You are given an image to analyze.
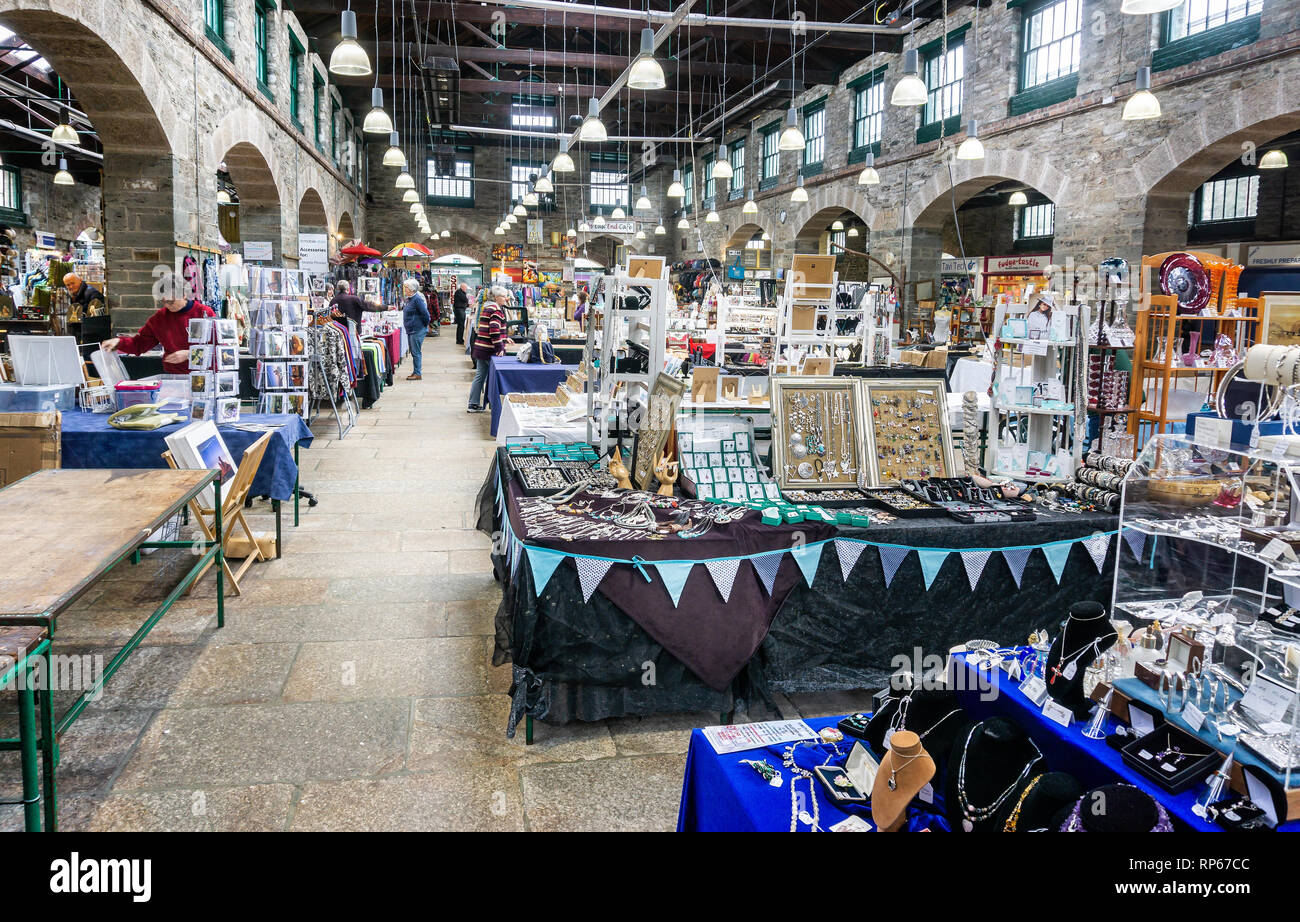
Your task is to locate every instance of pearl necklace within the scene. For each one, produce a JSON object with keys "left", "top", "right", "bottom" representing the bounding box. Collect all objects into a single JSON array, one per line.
[
  {"left": 955, "top": 722, "right": 1043, "bottom": 832},
  {"left": 783, "top": 740, "right": 839, "bottom": 831}
]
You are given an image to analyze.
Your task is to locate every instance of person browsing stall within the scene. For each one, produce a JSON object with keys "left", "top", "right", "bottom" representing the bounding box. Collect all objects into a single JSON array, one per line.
[
  {"left": 329, "top": 279, "right": 384, "bottom": 329},
  {"left": 402, "top": 277, "right": 431, "bottom": 381},
  {"left": 101, "top": 296, "right": 215, "bottom": 375},
  {"left": 467, "top": 285, "right": 511, "bottom": 413},
  {"left": 63, "top": 272, "right": 105, "bottom": 310},
  {"left": 453, "top": 282, "right": 469, "bottom": 345}
]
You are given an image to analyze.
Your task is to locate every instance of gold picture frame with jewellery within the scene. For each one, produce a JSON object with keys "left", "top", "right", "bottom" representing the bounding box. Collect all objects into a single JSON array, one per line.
[
  {"left": 770, "top": 376, "right": 868, "bottom": 490},
  {"left": 859, "top": 379, "right": 955, "bottom": 486},
  {"left": 631, "top": 372, "right": 686, "bottom": 491}
]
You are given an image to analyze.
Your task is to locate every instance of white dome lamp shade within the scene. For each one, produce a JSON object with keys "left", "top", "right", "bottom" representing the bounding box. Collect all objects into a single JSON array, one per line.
[
  {"left": 494, "top": 225, "right": 505, "bottom": 235},
  {"left": 522, "top": 189, "right": 540, "bottom": 206},
  {"left": 594, "top": 214, "right": 607, "bottom": 227},
  {"left": 611, "top": 206, "right": 626, "bottom": 220},
  {"left": 635, "top": 185, "right": 652, "bottom": 211},
  {"left": 847, "top": 226, "right": 859, "bottom": 237},
  {"left": 409, "top": 202, "right": 422, "bottom": 215},
  {"left": 667, "top": 169, "right": 685, "bottom": 198},
  {"left": 891, "top": 49, "right": 927, "bottom": 107},
  {"left": 552, "top": 144, "right": 576, "bottom": 173},
  {"left": 857, "top": 151, "right": 880, "bottom": 185},
  {"left": 1120, "top": 0, "right": 1182, "bottom": 14},
  {"left": 705, "top": 210, "right": 719, "bottom": 223},
  {"left": 677, "top": 216, "right": 690, "bottom": 229},
  {"left": 742, "top": 190, "right": 758, "bottom": 215},
  {"left": 1008, "top": 190, "right": 1029, "bottom": 206},
  {"left": 778, "top": 107, "right": 805, "bottom": 151},
  {"left": 654, "top": 222, "right": 666, "bottom": 235},
  {"left": 441, "top": 230, "right": 450, "bottom": 238},
  {"left": 579, "top": 98, "right": 607, "bottom": 142},
  {"left": 1260, "top": 149, "right": 1290, "bottom": 169},
  {"left": 329, "top": 9, "right": 372, "bottom": 77},
  {"left": 627, "top": 27, "right": 666, "bottom": 91},
  {"left": 636, "top": 229, "right": 646, "bottom": 240},
  {"left": 791, "top": 175, "right": 808, "bottom": 203},
  {"left": 402, "top": 189, "right": 419, "bottom": 204},
  {"left": 830, "top": 219, "right": 844, "bottom": 231},
  {"left": 51, "top": 107, "right": 79, "bottom": 146},
  {"left": 567, "top": 226, "right": 577, "bottom": 237},
  {"left": 395, "top": 169, "right": 415, "bottom": 190},
  {"left": 363, "top": 87, "right": 393, "bottom": 134},
  {"left": 513, "top": 202, "right": 527, "bottom": 216},
  {"left": 216, "top": 189, "right": 232, "bottom": 204},
  {"left": 712, "top": 145, "right": 733, "bottom": 179},
  {"left": 1122, "top": 67, "right": 1161, "bottom": 120},
  {"left": 506, "top": 213, "right": 518, "bottom": 225},
  {"left": 956, "top": 120, "right": 985, "bottom": 160},
  {"left": 383, "top": 131, "right": 406, "bottom": 168},
  {"left": 54, "top": 157, "right": 75, "bottom": 185},
  {"left": 534, "top": 170, "right": 554, "bottom": 194}
]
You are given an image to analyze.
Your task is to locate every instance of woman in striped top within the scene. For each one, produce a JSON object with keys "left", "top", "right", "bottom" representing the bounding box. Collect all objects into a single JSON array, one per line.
[{"left": 468, "top": 285, "right": 511, "bottom": 412}]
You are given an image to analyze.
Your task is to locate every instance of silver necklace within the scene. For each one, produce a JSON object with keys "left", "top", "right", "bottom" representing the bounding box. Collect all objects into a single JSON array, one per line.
[{"left": 955, "top": 723, "right": 1042, "bottom": 832}]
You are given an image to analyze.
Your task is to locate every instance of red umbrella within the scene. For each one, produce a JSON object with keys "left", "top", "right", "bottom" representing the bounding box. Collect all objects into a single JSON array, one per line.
[{"left": 341, "top": 242, "right": 381, "bottom": 257}]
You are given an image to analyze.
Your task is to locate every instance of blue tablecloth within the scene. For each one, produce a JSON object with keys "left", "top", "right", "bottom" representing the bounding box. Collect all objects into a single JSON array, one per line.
[
  {"left": 951, "top": 653, "right": 1299, "bottom": 832},
  {"left": 60, "top": 411, "right": 312, "bottom": 502},
  {"left": 486, "top": 356, "right": 576, "bottom": 436},
  {"left": 677, "top": 715, "right": 951, "bottom": 832}
]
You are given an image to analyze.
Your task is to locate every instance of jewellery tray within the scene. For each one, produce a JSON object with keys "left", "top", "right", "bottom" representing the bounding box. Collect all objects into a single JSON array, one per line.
[
  {"left": 770, "top": 376, "right": 870, "bottom": 491},
  {"left": 781, "top": 487, "right": 878, "bottom": 508},
  {"left": 860, "top": 379, "right": 956, "bottom": 487},
  {"left": 861, "top": 487, "right": 947, "bottom": 519},
  {"left": 1120, "top": 724, "right": 1219, "bottom": 794}
]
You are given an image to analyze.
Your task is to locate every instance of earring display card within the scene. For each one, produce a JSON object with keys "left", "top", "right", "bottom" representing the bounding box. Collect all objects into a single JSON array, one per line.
[
  {"left": 771, "top": 376, "right": 866, "bottom": 490},
  {"left": 861, "top": 380, "right": 955, "bottom": 485}
]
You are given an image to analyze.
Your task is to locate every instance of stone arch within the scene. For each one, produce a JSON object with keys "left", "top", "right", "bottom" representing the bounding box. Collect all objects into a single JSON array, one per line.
[
  {"left": 724, "top": 222, "right": 768, "bottom": 250},
  {"left": 580, "top": 234, "right": 622, "bottom": 268},
  {"left": 338, "top": 211, "right": 357, "bottom": 241},
  {"left": 298, "top": 187, "right": 329, "bottom": 234},
  {"left": 906, "top": 150, "right": 1072, "bottom": 230},
  {"left": 786, "top": 184, "right": 878, "bottom": 246},
  {"left": 0, "top": 1, "right": 179, "bottom": 331},
  {"left": 221, "top": 141, "right": 283, "bottom": 262},
  {"left": 793, "top": 206, "right": 871, "bottom": 253}
]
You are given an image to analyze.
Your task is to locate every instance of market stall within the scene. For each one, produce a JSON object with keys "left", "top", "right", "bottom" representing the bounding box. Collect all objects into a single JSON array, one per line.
[{"left": 485, "top": 355, "right": 578, "bottom": 437}]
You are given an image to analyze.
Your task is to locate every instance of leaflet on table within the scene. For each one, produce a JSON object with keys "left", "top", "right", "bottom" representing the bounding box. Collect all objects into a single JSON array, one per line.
[{"left": 702, "top": 719, "right": 818, "bottom": 754}]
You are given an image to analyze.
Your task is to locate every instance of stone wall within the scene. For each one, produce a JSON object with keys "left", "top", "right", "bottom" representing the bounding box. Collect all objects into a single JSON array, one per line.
[{"left": 10, "top": 167, "right": 101, "bottom": 252}]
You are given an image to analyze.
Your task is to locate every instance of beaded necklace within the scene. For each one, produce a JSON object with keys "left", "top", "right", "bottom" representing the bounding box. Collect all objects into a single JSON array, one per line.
[{"left": 955, "top": 722, "right": 1043, "bottom": 832}]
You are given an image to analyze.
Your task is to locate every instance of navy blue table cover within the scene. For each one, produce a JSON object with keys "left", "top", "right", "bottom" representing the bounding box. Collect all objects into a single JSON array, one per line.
[
  {"left": 486, "top": 356, "right": 576, "bottom": 436},
  {"left": 677, "top": 714, "right": 951, "bottom": 832},
  {"left": 60, "top": 410, "right": 313, "bottom": 502},
  {"left": 951, "top": 653, "right": 1299, "bottom": 832}
]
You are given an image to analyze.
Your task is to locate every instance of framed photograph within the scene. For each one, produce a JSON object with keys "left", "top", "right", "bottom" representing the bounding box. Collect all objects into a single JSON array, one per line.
[
  {"left": 357, "top": 277, "right": 380, "bottom": 297},
  {"left": 261, "top": 393, "right": 282, "bottom": 415},
  {"left": 190, "top": 399, "right": 210, "bottom": 421},
  {"left": 262, "top": 331, "right": 286, "bottom": 358},
  {"left": 216, "top": 372, "right": 238, "bottom": 397},
  {"left": 1261, "top": 292, "right": 1300, "bottom": 346},
  {"left": 187, "top": 317, "right": 213, "bottom": 343},
  {"left": 263, "top": 268, "right": 284, "bottom": 297},
  {"left": 190, "top": 372, "right": 210, "bottom": 395},
  {"left": 164, "top": 419, "right": 236, "bottom": 506},
  {"left": 262, "top": 362, "right": 287, "bottom": 389},
  {"left": 287, "top": 331, "right": 308, "bottom": 357},
  {"left": 860, "top": 379, "right": 955, "bottom": 486},
  {"left": 188, "top": 345, "right": 211, "bottom": 371},
  {"left": 217, "top": 397, "right": 240, "bottom": 424},
  {"left": 287, "top": 361, "right": 308, "bottom": 389},
  {"left": 282, "top": 301, "right": 306, "bottom": 327},
  {"left": 770, "top": 376, "right": 867, "bottom": 490},
  {"left": 214, "top": 318, "right": 238, "bottom": 343},
  {"left": 285, "top": 391, "right": 307, "bottom": 417},
  {"left": 216, "top": 344, "right": 239, "bottom": 370}
]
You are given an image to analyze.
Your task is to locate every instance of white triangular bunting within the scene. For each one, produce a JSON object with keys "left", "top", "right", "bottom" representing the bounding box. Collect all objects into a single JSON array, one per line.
[
  {"left": 835, "top": 539, "right": 868, "bottom": 581},
  {"left": 878, "top": 545, "right": 910, "bottom": 588},
  {"left": 961, "top": 550, "right": 993, "bottom": 591},
  {"left": 1082, "top": 533, "right": 1112, "bottom": 573},
  {"left": 575, "top": 557, "right": 614, "bottom": 603},
  {"left": 752, "top": 553, "right": 783, "bottom": 596},
  {"left": 1002, "top": 547, "right": 1032, "bottom": 588},
  {"left": 1122, "top": 528, "right": 1146, "bottom": 563},
  {"left": 704, "top": 558, "right": 742, "bottom": 603}
]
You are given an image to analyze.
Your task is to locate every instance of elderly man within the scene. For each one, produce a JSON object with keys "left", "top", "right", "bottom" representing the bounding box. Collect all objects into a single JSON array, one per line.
[
  {"left": 402, "top": 277, "right": 431, "bottom": 381},
  {"left": 63, "top": 272, "right": 104, "bottom": 310},
  {"left": 452, "top": 282, "right": 470, "bottom": 345},
  {"left": 328, "top": 279, "right": 385, "bottom": 329}
]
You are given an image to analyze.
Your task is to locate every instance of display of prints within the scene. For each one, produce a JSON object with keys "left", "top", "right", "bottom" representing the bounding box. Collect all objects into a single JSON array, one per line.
[
  {"left": 217, "top": 397, "right": 241, "bottom": 423},
  {"left": 214, "top": 318, "right": 237, "bottom": 343},
  {"left": 187, "top": 317, "right": 213, "bottom": 343},
  {"left": 216, "top": 372, "right": 238, "bottom": 396},
  {"left": 216, "top": 344, "right": 239, "bottom": 370}
]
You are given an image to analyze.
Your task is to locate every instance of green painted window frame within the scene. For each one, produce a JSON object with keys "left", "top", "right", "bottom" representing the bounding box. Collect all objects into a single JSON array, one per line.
[
  {"left": 759, "top": 120, "right": 780, "bottom": 188},
  {"left": 330, "top": 99, "right": 339, "bottom": 164},
  {"left": 848, "top": 65, "right": 886, "bottom": 163},
  {"left": 0, "top": 165, "right": 25, "bottom": 226},
  {"left": 683, "top": 163, "right": 693, "bottom": 210},
  {"left": 916, "top": 114, "right": 962, "bottom": 145},
  {"left": 728, "top": 138, "right": 746, "bottom": 201},
  {"left": 1008, "top": 73, "right": 1078, "bottom": 116},
  {"left": 703, "top": 153, "right": 716, "bottom": 203},
  {"left": 313, "top": 71, "right": 324, "bottom": 154},
  {"left": 204, "top": 0, "right": 232, "bottom": 60},
  {"left": 288, "top": 33, "right": 304, "bottom": 126},
  {"left": 588, "top": 152, "right": 629, "bottom": 215},
  {"left": 426, "top": 150, "right": 475, "bottom": 207},
  {"left": 1154, "top": 7, "right": 1261, "bottom": 73},
  {"left": 254, "top": 3, "right": 273, "bottom": 101},
  {"left": 801, "top": 99, "right": 826, "bottom": 178},
  {"left": 918, "top": 30, "right": 966, "bottom": 143},
  {"left": 1016, "top": 201, "right": 1056, "bottom": 240},
  {"left": 1016, "top": 0, "right": 1082, "bottom": 92}
]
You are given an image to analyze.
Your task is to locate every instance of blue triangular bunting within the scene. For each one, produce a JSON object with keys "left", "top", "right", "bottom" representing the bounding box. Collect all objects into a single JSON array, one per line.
[
  {"left": 1002, "top": 547, "right": 1032, "bottom": 588},
  {"left": 1042, "top": 542, "right": 1072, "bottom": 584},
  {"left": 879, "top": 546, "right": 910, "bottom": 588},
  {"left": 575, "top": 557, "right": 614, "bottom": 603},
  {"left": 526, "top": 546, "right": 567, "bottom": 594},
  {"left": 961, "top": 550, "right": 993, "bottom": 591},
  {"left": 655, "top": 560, "right": 694, "bottom": 607},
  {"left": 704, "top": 558, "right": 742, "bottom": 603},
  {"left": 918, "top": 549, "right": 949, "bottom": 590},
  {"left": 1082, "top": 533, "right": 1112, "bottom": 573},
  {"left": 791, "top": 542, "right": 824, "bottom": 587},
  {"left": 752, "top": 552, "right": 783, "bottom": 596},
  {"left": 1123, "top": 527, "right": 1146, "bottom": 563},
  {"left": 835, "top": 539, "right": 868, "bottom": 581}
]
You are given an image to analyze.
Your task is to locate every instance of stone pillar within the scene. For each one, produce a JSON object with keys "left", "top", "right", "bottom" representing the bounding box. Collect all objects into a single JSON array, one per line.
[
  {"left": 901, "top": 227, "right": 943, "bottom": 330},
  {"left": 102, "top": 152, "right": 176, "bottom": 335},
  {"left": 238, "top": 204, "right": 283, "bottom": 263}
]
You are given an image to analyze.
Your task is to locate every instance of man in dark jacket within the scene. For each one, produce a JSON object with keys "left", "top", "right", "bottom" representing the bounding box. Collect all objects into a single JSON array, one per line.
[
  {"left": 64, "top": 272, "right": 105, "bottom": 312},
  {"left": 452, "top": 283, "right": 470, "bottom": 345},
  {"left": 329, "top": 279, "right": 384, "bottom": 328}
]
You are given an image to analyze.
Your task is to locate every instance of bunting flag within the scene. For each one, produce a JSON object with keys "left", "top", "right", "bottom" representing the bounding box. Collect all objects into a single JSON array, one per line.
[
  {"left": 526, "top": 546, "right": 567, "bottom": 594},
  {"left": 961, "top": 550, "right": 993, "bottom": 591},
  {"left": 1082, "top": 533, "right": 1112, "bottom": 573},
  {"left": 1042, "top": 542, "right": 1073, "bottom": 584},
  {"left": 878, "top": 545, "right": 911, "bottom": 588},
  {"left": 655, "top": 560, "right": 695, "bottom": 607},
  {"left": 752, "top": 553, "right": 783, "bottom": 596},
  {"left": 704, "top": 558, "right": 742, "bottom": 603},
  {"left": 791, "top": 542, "right": 825, "bottom": 587},
  {"left": 575, "top": 557, "right": 615, "bottom": 603},
  {"left": 1002, "top": 546, "right": 1032, "bottom": 588},
  {"left": 918, "top": 549, "right": 950, "bottom": 590},
  {"left": 835, "top": 538, "right": 868, "bottom": 582},
  {"left": 1122, "top": 528, "right": 1147, "bottom": 563}
]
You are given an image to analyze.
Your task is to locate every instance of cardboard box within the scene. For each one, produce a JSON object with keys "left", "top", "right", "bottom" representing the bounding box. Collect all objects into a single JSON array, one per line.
[
  {"left": 691, "top": 366, "right": 719, "bottom": 403},
  {"left": 0, "top": 411, "right": 61, "bottom": 486}
]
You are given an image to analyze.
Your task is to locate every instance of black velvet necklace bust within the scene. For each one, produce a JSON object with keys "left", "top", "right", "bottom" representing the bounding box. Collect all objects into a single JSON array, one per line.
[
  {"left": 945, "top": 718, "right": 1044, "bottom": 832},
  {"left": 863, "top": 686, "right": 966, "bottom": 766},
  {"left": 1045, "top": 601, "right": 1118, "bottom": 719},
  {"left": 1003, "top": 771, "right": 1081, "bottom": 832}
]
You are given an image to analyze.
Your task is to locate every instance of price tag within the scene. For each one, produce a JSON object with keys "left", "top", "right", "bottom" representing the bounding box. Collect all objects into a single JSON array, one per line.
[
  {"left": 1273, "top": 440, "right": 1290, "bottom": 460},
  {"left": 1020, "top": 675, "right": 1049, "bottom": 706},
  {"left": 1240, "top": 677, "right": 1293, "bottom": 723},
  {"left": 1183, "top": 703, "right": 1206, "bottom": 732},
  {"left": 1023, "top": 341, "right": 1048, "bottom": 356},
  {"left": 917, "top": 782, "right": 935, "bottom": 804},
  {"left": 1042, "top": 699, "right": 1074, "bottom": 727}
]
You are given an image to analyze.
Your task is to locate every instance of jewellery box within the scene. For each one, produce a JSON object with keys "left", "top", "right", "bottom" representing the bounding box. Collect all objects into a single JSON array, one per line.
[
  {"left": 1135, "top": 631, "right": 1206, "bottom": 692},
  {"left": 812, "top": 741, "right": 877, "bottom": 805},
  {"left": 1120, "top": 724, "right": 1219, "bottom": 794},
  {"left": 1210, "top": 764, "right": 1286, "bottom": 831}
]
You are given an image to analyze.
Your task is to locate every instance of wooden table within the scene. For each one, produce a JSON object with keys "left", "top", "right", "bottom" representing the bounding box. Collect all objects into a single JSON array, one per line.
[{"left": 0, "top": 468, "right": 222, "bottom": 831}]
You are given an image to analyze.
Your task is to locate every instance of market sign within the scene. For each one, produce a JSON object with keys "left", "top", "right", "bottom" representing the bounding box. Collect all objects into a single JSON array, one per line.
[
  {"left": 244, "top": 240, "right": 273, "bottom": 261},
  {"left": 986, "top": 254, "right": 1050, "bottom": 274},
  {"left": 298, "top": 233, "right": 329, "bottom": 275},
  {"left": 587, "top": 220, "right": 637, "bottom": 236},
  {"left": 941, "top": 257, "right": 979, "bottom": 275},
  {"left": 1247, "top": 244, "right": 1300, "bottom": 267}
]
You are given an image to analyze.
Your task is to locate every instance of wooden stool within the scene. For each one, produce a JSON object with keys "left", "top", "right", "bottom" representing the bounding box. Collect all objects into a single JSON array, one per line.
[{"left": 0, "top": 625, "right": 52, "bottom": 832}]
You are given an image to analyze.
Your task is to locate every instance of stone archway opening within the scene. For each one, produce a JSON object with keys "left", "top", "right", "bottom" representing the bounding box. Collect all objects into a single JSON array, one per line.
[
  {"left": 298, "top": 188, "right": 328, "bottom": 235},
  {"left": 222, "top": 141, "right": 282, "bottom": 262},
  {"left": 338, "top": 211, "right": 357, "bottom": 243},
  {"left": 793, "top": 206, "right": 874, "bottom": 280},
  {"left": 0, "top": 8, "right": 175, "bottom": 333}
]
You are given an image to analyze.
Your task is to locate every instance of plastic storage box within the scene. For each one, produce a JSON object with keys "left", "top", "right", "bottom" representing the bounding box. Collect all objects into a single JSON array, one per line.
[
  {"left": 0, "top": 382, "right": 78, "bottom": 412},
  {"left": 114, "top": 380, "right": 161, "bottom": 410}
]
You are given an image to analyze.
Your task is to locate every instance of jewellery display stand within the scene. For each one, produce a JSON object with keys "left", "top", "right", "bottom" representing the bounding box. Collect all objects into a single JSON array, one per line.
[
  {"left": 771, "top": 255, "right": 845, "bottom": 374},
  {"left": 985, "top": 299, "right": 1089, "bottom": 483},
  {"left": 860, "top": 287, "right": 896, "bottom": 367},
  {"left": 1114, "top": 434, "right": 1300, "bottom": 807},
  {"left": 714, "top": 290, "right": 778, "bottom": 367},
  {"left": 861, "top": 378, "right": 955, "bottom": 485},
  {"left": 594, "top": 260, "right": 668, "bottom": 460},
  {"left": 770, "top": 376, "right": 868, "bottom": 490}
]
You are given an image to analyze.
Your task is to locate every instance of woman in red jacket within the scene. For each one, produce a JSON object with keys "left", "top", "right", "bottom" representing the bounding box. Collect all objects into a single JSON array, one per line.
[{"left": 101, "top": 298, "right": 216, "bottom": 375}]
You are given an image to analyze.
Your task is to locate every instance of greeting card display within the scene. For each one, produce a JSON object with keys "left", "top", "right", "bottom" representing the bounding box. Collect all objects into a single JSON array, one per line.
[{"left": 249, "top": 265, "right": 309, "bottom": 418}]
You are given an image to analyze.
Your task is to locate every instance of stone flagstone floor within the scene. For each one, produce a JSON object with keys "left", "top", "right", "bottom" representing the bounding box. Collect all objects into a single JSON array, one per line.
[{"left": 0, "top": 331, "right": 870, "bottom": 831}]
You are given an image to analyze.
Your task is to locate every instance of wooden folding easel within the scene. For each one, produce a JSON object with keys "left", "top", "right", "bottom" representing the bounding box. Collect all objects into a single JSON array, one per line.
[{"left": 162, "top": 431, "right": 273, "bottom": 596}]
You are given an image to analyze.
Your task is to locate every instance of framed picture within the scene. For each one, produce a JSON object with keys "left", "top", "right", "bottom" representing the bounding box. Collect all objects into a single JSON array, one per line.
[
  {"left": 187, "top": 317, "right": 213, "bottom": 343},
  {"left": 216, "top": 372, "right": 238, "bottom": 396},
  {"left": 217, "top": 397, "right": 240, "bottom": 424},
  {"left": 860, "top": 379, "right": 955, "bottom": 486},
  {"left": 164, "top": 419, "right": 237, "bottom": 506},
  {"left": 770, "top": 376, "right": 867, "bottom": 490},
  {"left": 216, "top": 344, "right": 239, "bottom": 370},
  {"left": 1261, "top": 292, "right": 1300, "bottom": 346},
  {"left": 262, "top": 362, "right": 287, "bottom": 389},
  {"left": 214, "top": 318, "right": 238, "bottom": 343},
  {"left": 262, "top": 331, "right": 286, "bottom": 358},
  {"left": 285, "top": 391, "right": 307, "bottom": 417},
  {"left": 190, "top": 399, "right": 210, "bottom": 421},
  {"left": 190, "top": 372, "right": 210, "bottom": 395},
  {"left": 188, "top": 345, "right": 211, "bottom": 371},
  {"left": 287, "top": 361, "right": 308, "bottom": 389},
  {"left": 630, "top": 372, "right": 687, "bottom": 491},
  {"left": 287, "top": 331, "right": 308, "bottom": 357}
]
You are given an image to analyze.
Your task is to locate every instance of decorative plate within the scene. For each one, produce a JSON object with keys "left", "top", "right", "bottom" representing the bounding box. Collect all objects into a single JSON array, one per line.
[{"left": 1160, "top": 253, "right": 1211, "bottom": 314}]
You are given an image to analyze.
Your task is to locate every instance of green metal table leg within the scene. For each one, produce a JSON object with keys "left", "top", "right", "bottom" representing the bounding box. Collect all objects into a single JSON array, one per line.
[
  {"left": 17, "top": 661, "right": 40, "bottom": 832},
  {"left": 525, "top": 714, "right": 533, "bottom": 745},
  {"left": 39, "top": 649, "right": 57, "bottom": 833},
  {"left": 273, "top": 499, "right": 282, "bottom": 559},
  {"left": 294, "top": 443, "right": 300, "bottom": 526},
  {"left": 130, "top": 550, "right": 140, "bottom": 565},
  {"left": 214, "top": 476, "right": 225, "bottom": 630}
]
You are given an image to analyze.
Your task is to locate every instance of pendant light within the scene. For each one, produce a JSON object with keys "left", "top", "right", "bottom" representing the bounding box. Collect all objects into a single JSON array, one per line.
[
  {"left": 891, "top": 49, "right": 927, "bottom": 107},
  {"left": 579, "top": 221, "right": 590, "bottom": 232},
  {"left": 847, "top": 226, "right": 859, "bottom": 237},
  {"left": 635, "top": 185, "right": 652, "bottom": 211},
  {"left": 580, "top": 98, "right": 607, "bottom": 142},
  {"left": 567, "top": 226, "right": 577, "bottom": 237},
  {"left": 667, "top": 170, "right": 685, "bottom": 198},
  {"left": 54, "top": 157, "right": 73, "bottom": 185},
  {"left": 857, "top": 151, "right": 880, "bottom": 185},
  {"left": 636, "top": 229, "right": 646, "bottom": 240},
  {"left": 705, "top": 210, "right": 719, "bottom": 223},
  {"left": 522, "top": 190, "right": 540, "bottom": 207},
  {"left": 654, "top": 222, "right": 666, "bottom": 235},
  {"left": 677, "top": 217, "right": 689, "bottom": 229},
  {"left": 441, "top": 230, "right": 450, "bottom": 238},
  {"left": 506, "top": 213, "right": 518, "bottom": 225},
  {"left": 1120, "top": 0, "right": 1181, "bottom": 13},
  {"left": 590, "top": 215, "right": 604, "bottom": 228},
  {"left": 51, "top": 106, "right": 79, "bottom": 145},
  {"left": 409, "top": 202, "right": 422, "bottom": 215},
  {"left": 742, "top": 190, "right": 758, "bottom": 214},
  {"left": 216, "top": 189, "right": 232, "bottom": 204},
  {"left": 534, "top": 170, "right": 554, "bottom": 193},
  {"left": 552, "top": 144, "right": 576, "bottom": 173},
  {"left": 1261, "top": 149, "right": 1290, "bottom": 169},
  {"left": 1122, "top": 66, "right": 1161, "bottom": 120},
  {"left": 762, "top": 231, "right": 771, "bottom": 241},
  {"left": 403, "top": 189, "right": 419, "bottom": 203},
  {"left": 1008, "top": 190, "right": 1029, "bottom": 206},
  {"left": 363, "top": 87, "right": 393, "bottom": 134},
  {"left": 611, "top": 206, "right": 626, "bottom": 220},
  {"left": 494, "top": 225, "right": 505, "bottom": 235},
  {"left": 713, "top": 145, "right": 733, "bottom": 179},
  {"left": 383, "top": 131, "right": 406, "bottom": 167},
  {"left": 791, "top": 175, "right": 808, "bottom": 203},
  {"left": 627, "top": 27, "right": 666, "bottom": 91},
  {"left": 830, "top": 219, "right": 844, "bottom": 230},
  {"left": 778, "top": 107, "right": 805, "bottom": 151},
  {"left": 329, "top": 8, "right": 372, "bottom": 77},
  {"left": 395, "top": 169, "right": 415, "bottom": 190},
  {"left": 956, "top": 120, "right": 985, "bottom": 160},
  {"left": 513, "top": 202, "right": 527, "bottom": 216}
]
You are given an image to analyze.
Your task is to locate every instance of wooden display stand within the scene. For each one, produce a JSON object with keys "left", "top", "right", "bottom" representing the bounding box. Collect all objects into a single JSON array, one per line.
[{"left": 1127, "top": 251, "right": 1260, "bottom": 453}]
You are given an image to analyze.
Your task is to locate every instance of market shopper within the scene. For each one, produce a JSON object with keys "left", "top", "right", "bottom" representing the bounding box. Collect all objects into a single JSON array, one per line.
[
  {"left": 101, "top": 296, "right": 215, "bottom": 375},
  {"left": 468, "top": 285, "right": 510, "bottom": 413},
  {"left": 402, "top": 277, "right": 431, "bottom": 381},
  {"left": 573, "top": 287, "right": 589, "bottom": 332},
  {"left": 63, "top": 272, "right": 105, "bottom": 311},
  {"left": 329, "top": 279, "right": 384, "bottom": 328},
  {"left": 453, "top": 282, "right": 469, "bottom": 345}
]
